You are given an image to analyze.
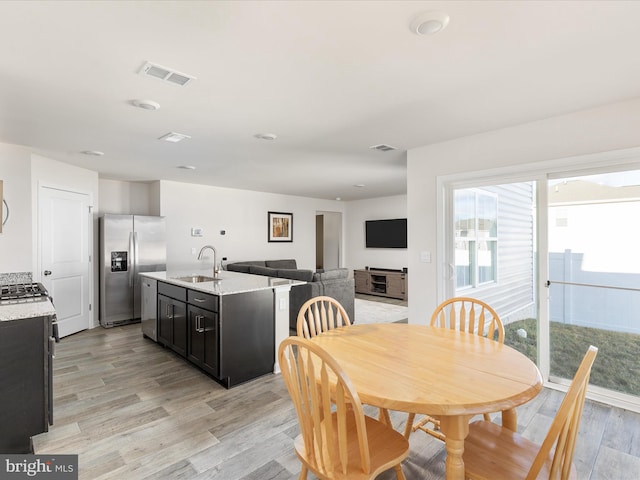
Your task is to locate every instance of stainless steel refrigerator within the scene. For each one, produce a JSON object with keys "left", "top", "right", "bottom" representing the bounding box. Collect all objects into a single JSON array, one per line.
[{"left": 99, "top": 214, "right": 166, "bottom": 328}]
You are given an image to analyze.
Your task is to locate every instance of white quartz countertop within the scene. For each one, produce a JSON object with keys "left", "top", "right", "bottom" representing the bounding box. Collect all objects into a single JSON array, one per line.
[
  {"left": 0, "top": 299, "right": 56, "bottom": 321},
  {"left": 140, "top": 270, "right": 305, "bottom": 296}
]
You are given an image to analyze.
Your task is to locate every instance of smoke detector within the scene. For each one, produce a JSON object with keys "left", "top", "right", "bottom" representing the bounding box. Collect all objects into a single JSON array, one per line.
[
  {"left": 410, "top": 11, "right": 450, "bottom": 36},
  {"left": 131, "top": 99, "right": 160, "bottom": 110},
  {"left": 138, "top": 61, "right": 196, "bottom": 86}
]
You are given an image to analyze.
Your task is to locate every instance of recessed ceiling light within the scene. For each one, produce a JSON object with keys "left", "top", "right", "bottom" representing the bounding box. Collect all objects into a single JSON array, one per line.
[
  {"left": 81, "top": 150, "right": 104, "bottom": 156},
  {"left": 177, "top": 165, "right": 196, "bottom": 170},
  {"left": 335, "top": 197, "right": 342, "bottom": 201},
  {"left": 254, "top": 133, "right": 277, "bottom": 141},
  {"left": 354, "top": 184, "right": 366, "bottom": 188},
  {"left": 159, "top": 132, "right": 191, "bottom": 142},
  {"left": 131, "top": 99, "right": 160, "bottom": 110},
  {"left": 410, "top": 11, "right": 450, "bottom": 36}
]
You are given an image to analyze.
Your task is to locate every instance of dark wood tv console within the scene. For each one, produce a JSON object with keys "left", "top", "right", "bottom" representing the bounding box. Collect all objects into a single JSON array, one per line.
[{"left": 354, "top": 268, "right": 407, "bottom": 301}]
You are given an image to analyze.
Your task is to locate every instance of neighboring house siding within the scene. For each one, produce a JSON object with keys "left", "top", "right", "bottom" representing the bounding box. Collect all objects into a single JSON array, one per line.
[{"left": 457, "top": 182, "right": 535, "bottom": 323}]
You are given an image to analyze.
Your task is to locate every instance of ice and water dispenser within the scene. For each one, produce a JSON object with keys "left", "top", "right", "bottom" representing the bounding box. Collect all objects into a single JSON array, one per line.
[{"left": 110, "top": 251, "right": 128, "bottom": 272}]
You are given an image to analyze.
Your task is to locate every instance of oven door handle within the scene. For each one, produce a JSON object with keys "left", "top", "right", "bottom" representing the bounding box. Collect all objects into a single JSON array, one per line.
[{"left": 52, "top": 315, "right": 60, "bottom": 343}]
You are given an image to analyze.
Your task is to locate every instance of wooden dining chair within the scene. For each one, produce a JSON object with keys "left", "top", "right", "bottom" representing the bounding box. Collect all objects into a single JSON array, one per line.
[
  {"left": 297, "top": 295, "right": 391, "bottom": 425},
  {"left": 404, "top": 297, "right": 505, "bottom": 440},
  {"left": 430, "top": 296, "right": 504, "bottom": 342},
  {"left": 279, "top": 337, "right": 410, "bottom": 480},
  {"left": 463, "top": 345, "right": 598, "bottom": 480},
  {"left": 296, "top": 295, "right": 351, "bottom": 338}
]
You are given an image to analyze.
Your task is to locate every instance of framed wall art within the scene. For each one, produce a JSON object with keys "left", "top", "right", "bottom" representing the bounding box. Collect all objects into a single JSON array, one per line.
[{"left": 268, "top": 211, "right": 293, "bottom": 242}]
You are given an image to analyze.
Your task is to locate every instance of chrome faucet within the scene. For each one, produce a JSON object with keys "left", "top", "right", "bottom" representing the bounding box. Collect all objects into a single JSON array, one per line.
[{"left": 197, "top": 245, "right": 219, "bottom": 279}]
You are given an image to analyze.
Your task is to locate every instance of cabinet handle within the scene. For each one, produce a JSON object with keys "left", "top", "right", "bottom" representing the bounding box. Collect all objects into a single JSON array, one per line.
[
  {"left": 166, "top": 304, "right": 174, "bottom": 319},
  {"left": 196, "top": 314, "right": 205, "bottom": 333},
  {"left": 192, "top": 297, "right": 206, "bottom": 303}
]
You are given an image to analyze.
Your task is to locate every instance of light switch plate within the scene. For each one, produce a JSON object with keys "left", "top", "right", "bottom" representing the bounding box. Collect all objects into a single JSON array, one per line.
[
  {"left": 420, "top": 251, "right": 432, "bottom": 263},
  {"left": 191, "top": 227, "right": 203, "bottom": 237}
]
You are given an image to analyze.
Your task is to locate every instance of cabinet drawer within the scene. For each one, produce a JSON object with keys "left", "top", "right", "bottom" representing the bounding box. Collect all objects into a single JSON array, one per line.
[
  {"left": 158, "top": 282, "right": 187, "bottom": 301},
  {"left": 188, "top": 290, "right": 219, "bottom": 312}
]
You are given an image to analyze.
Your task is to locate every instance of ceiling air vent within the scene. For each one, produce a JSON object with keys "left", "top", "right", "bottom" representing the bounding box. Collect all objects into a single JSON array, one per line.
[
  {"left": 159, "top": 132, "right": 191, "bottom": 143},
  {"left": 138, "top": 61, "right": 196, "bottom": 86},
  {"left": 369, "top": 144, "right": 397, "bottom": 152}
]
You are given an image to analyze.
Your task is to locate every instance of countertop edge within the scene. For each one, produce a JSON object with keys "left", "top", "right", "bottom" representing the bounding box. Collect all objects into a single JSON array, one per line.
[
  {"left": 140, "top": 270, "right": 305, "bottom": 296},
  {"left": 0, "top": 299, "right": 56, "bottom": 321}
]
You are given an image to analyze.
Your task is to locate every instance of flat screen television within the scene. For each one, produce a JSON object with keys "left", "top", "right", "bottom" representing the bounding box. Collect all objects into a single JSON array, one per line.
[{"left": 365, "top": 218, "right": 407, "bottom": 248}]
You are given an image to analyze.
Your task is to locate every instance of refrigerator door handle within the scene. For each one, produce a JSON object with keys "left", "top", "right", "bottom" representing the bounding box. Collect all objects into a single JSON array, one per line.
[
  {"left": 133, "top": 231, "right": 139, "bottom": 283},
  {"left": 128, "top": 232, "right": 135, "bottom": 287}
]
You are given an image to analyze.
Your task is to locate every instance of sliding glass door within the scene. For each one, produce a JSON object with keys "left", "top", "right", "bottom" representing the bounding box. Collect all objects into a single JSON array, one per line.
[
  {"left": 547, "top": 170, "right": 640, "bottom": 398},
  {"left": 445, "top": 164, "right": 640, "bottom": 408}
]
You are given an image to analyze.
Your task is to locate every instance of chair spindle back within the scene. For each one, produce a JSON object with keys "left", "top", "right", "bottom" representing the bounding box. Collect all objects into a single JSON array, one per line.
[{"left": 279, "top": 337, "right": 371, "bottom": 477}]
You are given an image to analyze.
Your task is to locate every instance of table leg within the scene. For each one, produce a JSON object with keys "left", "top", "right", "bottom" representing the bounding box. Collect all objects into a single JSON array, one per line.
[
  {"left": 379, "top": 407, "right": 392, "bottom": 426},
  {"left": 438, "top": 415, "right": 471, "bottom": 480},
  {"left": 501, "top": 408, "right": 517, "bottom": 431}
]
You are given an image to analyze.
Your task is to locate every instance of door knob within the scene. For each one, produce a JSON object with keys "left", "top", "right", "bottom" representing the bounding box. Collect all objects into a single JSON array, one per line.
[{"left": 44, "top": 270, "right": 52, "bottom": 276}]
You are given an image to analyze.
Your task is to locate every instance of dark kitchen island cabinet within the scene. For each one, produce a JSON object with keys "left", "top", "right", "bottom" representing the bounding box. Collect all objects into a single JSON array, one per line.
[
  {"left": 156, "top": 280, "right": 275, "bottom": 388},
  {"left": 157, "top": 282, "right": 188, "bottom": 357}
]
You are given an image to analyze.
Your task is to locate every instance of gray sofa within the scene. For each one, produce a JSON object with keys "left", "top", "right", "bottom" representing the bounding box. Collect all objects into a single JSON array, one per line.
[{"left": 225, "top": 259, "right": 355, "bottom": 330}]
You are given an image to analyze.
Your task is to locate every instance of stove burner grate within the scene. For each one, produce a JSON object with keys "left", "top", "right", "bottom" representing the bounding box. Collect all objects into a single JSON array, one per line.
[{"left": 0, "top": 282, "right": 49, "bottom": 305}]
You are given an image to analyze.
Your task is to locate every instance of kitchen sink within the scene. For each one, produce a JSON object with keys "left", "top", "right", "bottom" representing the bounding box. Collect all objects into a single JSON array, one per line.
[{"left": 173, "top": 275, "right": 219, "bottom": 283}]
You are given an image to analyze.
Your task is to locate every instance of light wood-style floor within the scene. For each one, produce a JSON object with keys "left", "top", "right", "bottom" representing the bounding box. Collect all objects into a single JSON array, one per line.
[
  {"left": 34, "top": 323, "right": 640, "bottom": 479},
  {"left": 356, "top": 292, "right": 408, "bottom": 307}
]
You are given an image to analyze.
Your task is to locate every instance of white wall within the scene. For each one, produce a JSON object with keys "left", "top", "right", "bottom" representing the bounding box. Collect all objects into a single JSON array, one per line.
[
  {"left": 98, "top": 179, "right": 155, "bottom": 215},
  {"left": 0, "top": 143, "right": 33, "bottom": 274},
  {"left": 158, "top": 180, "right": 345, "bottom": 272},
  {"left": 407, "top": 97, "right": 640, "bottom": 325},
  {"left": 0, "top": 147, "right": 100, "bottom": 322},
  {"left": 345, "top": 195, "right": 408, "bottom": 271}
]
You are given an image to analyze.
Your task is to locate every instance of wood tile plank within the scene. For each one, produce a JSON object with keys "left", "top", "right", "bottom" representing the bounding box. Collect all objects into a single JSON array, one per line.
[{"left": 31, "top": 322, "right": 640, "bottom": 480}]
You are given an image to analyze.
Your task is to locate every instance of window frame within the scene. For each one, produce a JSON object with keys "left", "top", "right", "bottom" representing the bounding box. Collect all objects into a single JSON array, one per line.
[{"left": 454, "top": 188, "right": 498, "bottom": 290}]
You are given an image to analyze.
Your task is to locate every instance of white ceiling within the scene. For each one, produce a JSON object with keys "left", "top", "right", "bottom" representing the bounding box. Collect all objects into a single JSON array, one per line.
[{"left": 1, "top": 1, "right": 640, "bottom": 201}]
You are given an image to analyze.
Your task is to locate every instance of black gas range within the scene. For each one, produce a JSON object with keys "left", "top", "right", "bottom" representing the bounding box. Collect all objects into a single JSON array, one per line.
[{"left": 0, "top": 282, "right": 49, "bottom": 305}]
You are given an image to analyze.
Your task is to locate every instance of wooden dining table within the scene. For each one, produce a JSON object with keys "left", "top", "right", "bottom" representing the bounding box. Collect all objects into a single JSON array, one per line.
[{"left": 308, "top": 323, "right": 543, "bottom": 480}]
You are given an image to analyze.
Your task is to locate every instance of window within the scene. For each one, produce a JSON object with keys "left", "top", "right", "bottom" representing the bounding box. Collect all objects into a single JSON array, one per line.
[{"left": 454, "top": 189, "right": 498, "bottom": 289}]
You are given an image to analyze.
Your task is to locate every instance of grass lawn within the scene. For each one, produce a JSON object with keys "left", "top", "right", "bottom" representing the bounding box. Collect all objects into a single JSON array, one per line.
[{"left": 505, "top": 319, "right": 640, "bottom": 397}]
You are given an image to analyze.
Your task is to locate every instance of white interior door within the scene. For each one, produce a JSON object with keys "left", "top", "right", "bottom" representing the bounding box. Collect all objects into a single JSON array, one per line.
[{"left": 39, "top": 186, "right": 91, "bottom": 337}]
